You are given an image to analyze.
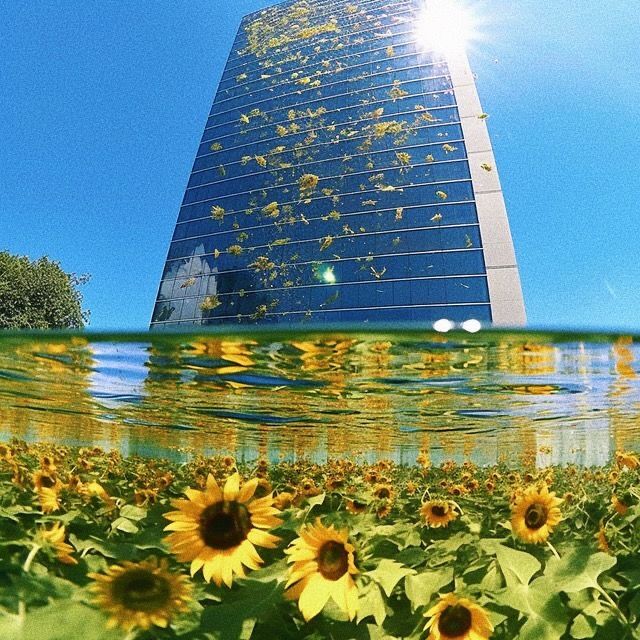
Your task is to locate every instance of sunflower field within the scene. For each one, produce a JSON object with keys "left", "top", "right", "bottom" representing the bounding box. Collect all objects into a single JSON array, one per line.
[{"left": 1, "top": 440, "right": 639, "bottom": 640}]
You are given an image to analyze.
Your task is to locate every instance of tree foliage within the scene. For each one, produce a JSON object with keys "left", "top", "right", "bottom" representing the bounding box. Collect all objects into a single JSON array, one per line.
[{"left": 0, "top": 251, "right": 89, "bottom": 329}]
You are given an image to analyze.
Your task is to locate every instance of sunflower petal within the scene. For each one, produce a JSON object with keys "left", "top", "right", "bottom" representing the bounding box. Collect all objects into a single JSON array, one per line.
[{"left": 223, "top": 473, "right": 240, "bottom": 501}]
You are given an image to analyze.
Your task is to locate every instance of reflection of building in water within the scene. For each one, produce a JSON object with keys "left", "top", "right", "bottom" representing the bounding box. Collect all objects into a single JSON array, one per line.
[
  {"left": 3, "top": 337, "right": 638, "bottom": 465},
  {"left": 151, "top": 0, "right": 525, "bottom": 328}
]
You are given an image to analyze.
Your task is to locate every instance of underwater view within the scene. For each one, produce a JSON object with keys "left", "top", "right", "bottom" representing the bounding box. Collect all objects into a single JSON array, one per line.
[{"left": 0, "top": 329, "right": 639, "bottom": 639}]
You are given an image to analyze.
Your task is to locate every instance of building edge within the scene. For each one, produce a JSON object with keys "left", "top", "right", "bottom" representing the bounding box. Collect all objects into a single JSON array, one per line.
[{"left": 447, "top": 49, "right": 526, "bottom": 327}]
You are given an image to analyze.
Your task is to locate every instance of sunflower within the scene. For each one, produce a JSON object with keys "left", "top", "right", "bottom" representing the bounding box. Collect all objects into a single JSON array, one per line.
[
  {"left": 38, "top": 486, "right": 61, "bottom": 513},
  {"left": 373, "top": 483, "right": 394, "bottom": 500},
  {"left": 285, "top": 519, "right": 359, "bottom": 621},
  {"left": 595, "top": 523, "right": 610, "bottom": 554},
  {"left": 80, "top": 481, "right": 115, "bottom": 508},
  {"left": 424, "top": 593, "right": 493, "bottom": 640},
  {"left": 448, "top": 484, "right": 469, "bottom": 497},
  {"left": 345, "top": 498, "right": 367, "bottom": 515},
  {"left": 36, "top": 522, "right": 77, "bottom": 565},
  {"left": 274, "top": 491, "right": 295, "bottom": 510},
  {"left": 611, "top": 494, "right": 629, "bottom": 516},
  {"left": 616, "top": 450, "right": 640, "bottom": 470},
  {"left": 299, "top": 477, "right": 321, "bottom": 497},
  {"left": 421, "top": 500, "right": 458, "bottom": 528},
  {"left": 0, "top": 443, "right": 13, "bottom": 461},
  {"left": 511, "top": 485, "right": 562, "bottom": 544},
  {"left": 32, "top": 470, "right": 62, "bottom": 492},
  {"left": 89, "top": 557, "right": 192, "bottom": 632},
  {"left": 164, "top": 472, "right": 281, "bottom": 587}
]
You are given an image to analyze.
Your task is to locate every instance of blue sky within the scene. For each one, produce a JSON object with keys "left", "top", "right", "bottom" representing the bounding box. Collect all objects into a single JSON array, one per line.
[{"left": 1, "top": 1, "right": 638, "bottom": 331}]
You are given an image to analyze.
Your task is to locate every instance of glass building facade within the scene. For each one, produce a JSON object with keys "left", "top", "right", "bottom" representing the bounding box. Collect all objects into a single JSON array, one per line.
[{"left": 151, "top": 0, "right": 525, "bottom": 327}]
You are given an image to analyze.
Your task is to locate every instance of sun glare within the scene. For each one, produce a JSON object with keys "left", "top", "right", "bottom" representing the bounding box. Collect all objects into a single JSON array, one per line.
[{"left": 414, "top": 0, "right": 478, "bottom": 54}]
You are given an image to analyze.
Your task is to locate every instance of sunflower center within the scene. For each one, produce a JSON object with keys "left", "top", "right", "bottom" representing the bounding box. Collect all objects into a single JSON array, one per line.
[
  {"left": 438, "top": 603, "right": 472, "bottom": 636},
  {"left": 524, "top": 503, "right": 548, "bottom": 530},
  {"left": 431, "top": 505, "right": 447, "bottom": 517},
  {"left": 111, "top": 569, "right": 171, "bottom": 612},
  {"left": 199, "top": 500, "right": 252, "bottom": 549},
  {"left": 39, "top": 475, "right": 56, "bottom": 489},
  {"left": 318, "top": 541, "right": 349, "bottom": 581},
  {"left": 376, "top": 487, "right": 391, "bottom": 499}
]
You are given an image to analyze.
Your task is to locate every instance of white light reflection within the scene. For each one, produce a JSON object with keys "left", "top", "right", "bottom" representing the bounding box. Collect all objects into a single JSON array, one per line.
[
  {"left": 433, "top": 318, "right": 454, "bottom": 332},
  {"left": 321, "top": 266, "right": 336, "bottom": 284},
  {"left": 414, "top": 0, "right": 480, "bottom": 55},
  {"left": 461, "top": 318, "right": 482, "bottom": 333}
]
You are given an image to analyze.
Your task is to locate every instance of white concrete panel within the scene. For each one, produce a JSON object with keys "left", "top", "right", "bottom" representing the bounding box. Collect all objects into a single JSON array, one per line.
[
  {"left": 453, "top": 85, "right": 483, "bottom": 118},
  {"left": 448, "top": 48, "right": 526, "bottom": 325},
  {"left": 483, "top": 242, "right": 517, "bottom": 269},
  {"left": 486, "top": 268, "right": 527, "bottom": 326},
  {"left": 467, "top": 150, "right": 500, "bottom": 192},
  {"left": 459, "top": 115, "right": 492, "bottom": 151}
]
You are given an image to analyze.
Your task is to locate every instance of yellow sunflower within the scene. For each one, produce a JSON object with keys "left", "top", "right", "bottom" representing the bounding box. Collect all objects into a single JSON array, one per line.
[
  {"left": 373, "top": 483, "right": 394, "bottom": 500},
  {"left": 0, "top": 443, "right": 13, "bottom": 461},
  {"left": 511, "top": 485, "right": 562, "bottom": 544},
  {"left": 274, "top": 491, "right": 296, "bottom": 510},
  {"left": 611, "top": 494, "right": 629, "bottom": 516},
  {"left": 285, "top": 519, "right": 359, "bottom": 621},
  {"left": 345, "top": 498, "right": 367, "bottom": 515},
  {"left": 38, "top": 486, "right": 61, "bottom": 513},
  {"left": 32, "top": 470, "right": 62, "bottom": 492},
  {"left": 36, "top": 522, "right": 77, "bottom": 565},
  {"left": 616, "top": 450, "right": 640, "bottom": 470},
  {"left": 424, "top": 593, "right": 493, "bottom": 640},
  {"left": 89, "top": 557, "right": 192, "bottom": 632},
  {"left": 164, "top": 472, "right": 281, "bottom": 587},
  {"left": 421, "top": 500, "right": 459, "bottom": 528}
]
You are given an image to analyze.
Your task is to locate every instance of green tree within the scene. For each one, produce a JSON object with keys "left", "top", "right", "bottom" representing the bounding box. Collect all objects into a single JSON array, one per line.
[{"left": 0, "top": 251, "right": 90, "bottom": 329}]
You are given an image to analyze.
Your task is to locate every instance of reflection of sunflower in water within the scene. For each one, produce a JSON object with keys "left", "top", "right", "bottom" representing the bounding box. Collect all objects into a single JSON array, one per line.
[
  {"left": 285, "top": 519, "right": 359, "bottom": 621},
  {"left": 89, "top": 557, "right": 192, "bottom": 632},
  {"left": 511, "top": 485, "right": 562, "bottom": 544},
  {"left": 164, "top": 473, "right": 281, "bottom": 587},
  {"left": 421, "top": 500, "right": 458, "bottom": 528},
  {"left": 424, "top": 593, "right": 493, "bottom": 640}
]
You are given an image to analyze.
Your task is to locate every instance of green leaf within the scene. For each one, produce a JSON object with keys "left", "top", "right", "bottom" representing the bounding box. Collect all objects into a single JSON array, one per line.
[
  {"left": 118, "top": 504, "right": 147, "bottom": 521},
  {"left": 0, "top": 613, "right": 22, "bottom": 640},
  {"left": 368, "top": 559, "right": 416, "bottom": 596},
  {"left": 570, "top": 613, "right": 597, "bottom": 639},
  {"left": 366, "top": 622, "right": 401, "bottom": 639},
  {"left": 306, "top": 493, "right": 326, "bottom": 509},
  {"left": 405, "top": 567, "right": 453, "bottom": 611},
  {"left": 479, "top": 561, "right": 504, "bottom": 591},
  {"left": 21, "top": 601, "right": 119, "bottom": 640},
  {"left": 495, "top": 575, "right": 570, "bottom": 639},
  {"left": 543, "top": 549, "right": 616, "bottom": 593},
  {"left": 494, "top": 544, "right": 541, "bottom": 588},
  {"left": 69, "top": 534, "right": 137, "bottom": 559},
  {"left": 111, "top": 517, "right": 138, "bottom": 534},
  {"left": 200, "top": 579, "right": 284, "bottom": 640},
  {"left": 357, "top": 581, "right": 387, "bottom": 625}
]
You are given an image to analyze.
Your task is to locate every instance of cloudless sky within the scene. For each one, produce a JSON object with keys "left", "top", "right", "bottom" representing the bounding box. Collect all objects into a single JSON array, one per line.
[{"left": 1, "top": 1, "right": 638, "bottom": 331}]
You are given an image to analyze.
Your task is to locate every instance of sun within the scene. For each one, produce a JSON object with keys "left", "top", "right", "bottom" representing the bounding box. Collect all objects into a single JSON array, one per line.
[{"left": 414, "top": 0, "right": 480, "bottom": 55}]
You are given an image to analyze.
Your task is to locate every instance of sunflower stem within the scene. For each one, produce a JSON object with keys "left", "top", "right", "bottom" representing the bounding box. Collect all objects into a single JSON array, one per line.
[
  {"left": 18, "top": 544, "right": 41, "bottom": 620},
  {"left": 596, "top": 586, "right": 632, "bottom": 632},
  {"left": 546, "top": 540, "right": 560, "bottom": 559}
]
